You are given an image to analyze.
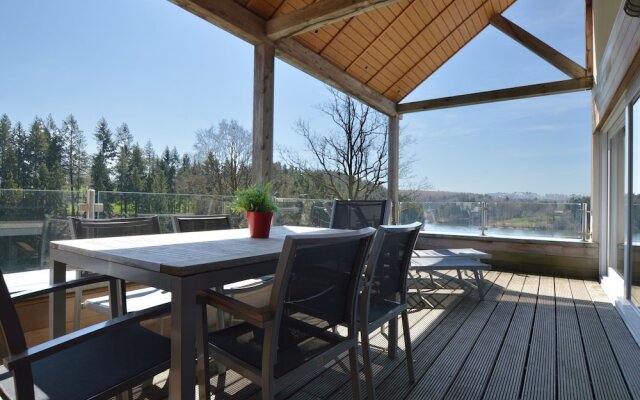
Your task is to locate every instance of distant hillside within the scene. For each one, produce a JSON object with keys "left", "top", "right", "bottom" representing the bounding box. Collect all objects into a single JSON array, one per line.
[{"left": 400, "top": 190, "right": 587, "bottom": 203}]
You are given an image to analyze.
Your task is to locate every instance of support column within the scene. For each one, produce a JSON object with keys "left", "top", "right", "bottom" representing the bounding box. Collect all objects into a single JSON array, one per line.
[
  {"left": 388, "top": 115, "right": 400, "bottom": 224},
  {"left": 252, "top": 43, "right": 275, "bottom": 184}
]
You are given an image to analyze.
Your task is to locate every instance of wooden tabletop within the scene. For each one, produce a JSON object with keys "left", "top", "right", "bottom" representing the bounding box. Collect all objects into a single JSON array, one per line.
[
  {"left": 413, "top": 248, "right": 492, "bottom": 259},
  {"left": 50, "top": 225, "right": 330, "bottom": 276}
]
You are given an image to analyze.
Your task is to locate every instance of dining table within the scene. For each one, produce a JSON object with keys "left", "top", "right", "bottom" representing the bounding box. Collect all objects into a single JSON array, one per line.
[{"left": 49, "top": 225, "right": 331, "bottom": 399}]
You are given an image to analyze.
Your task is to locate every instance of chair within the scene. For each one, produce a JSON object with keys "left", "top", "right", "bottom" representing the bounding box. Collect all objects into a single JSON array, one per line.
[
  {"left": 70, "top": 216, "right": 169, "bottom": 327},
  {"left": 329, "top": 199, "right": 390, "bottom": 230},
  {"left": 359, "top": 222, "right": 422, "bottom": 400},
  {"left": 171, "top": 214, "right": 231, "bottom": 232},
  {"left": 0, "top": 271, "right": 170, "bottom": 400},
  {"left": 196, "top": 227, "right": 376, "bottom": 400},
  {"left": 171, "top": 214, "right": 274, "bottom": 327}
]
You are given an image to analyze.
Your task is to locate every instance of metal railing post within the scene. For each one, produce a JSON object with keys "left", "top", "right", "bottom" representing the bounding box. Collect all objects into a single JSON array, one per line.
[
  {"left": 581, "top": 202, "right": 591, "bottom": 241},
  {"left": 87, "top": 189, "right": 96, "bottom": 220},
  {"left": 481, "top": 201, "right": 488, "bottom": 236}
]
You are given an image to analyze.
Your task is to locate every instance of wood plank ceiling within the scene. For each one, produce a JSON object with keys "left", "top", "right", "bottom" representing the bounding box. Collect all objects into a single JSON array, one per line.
[{"left": 234, "top": 0, "right": 517, "bottom": 103}]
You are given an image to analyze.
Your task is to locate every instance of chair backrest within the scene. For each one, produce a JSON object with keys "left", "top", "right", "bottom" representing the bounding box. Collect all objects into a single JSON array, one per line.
[
  {"left": 171, "top": 214, "right": 231, "bottom": 233},
  {"left": 70, "top": 216, "right": 161, "bottom": 239},
  {"left": 39, "top": 217, "right": 72, "bottom": 267},
  {"left": 270, "top": 228, "right": 376, "bottom": 338},
  {"left": 364, "top": 222, "right": 423, "bottom": 307},
  {"left": 329, "top": 199, "right": 390, "bottom": 230},
  {"left": 0, "top": 272, "right": 28, "bottom": 364}
]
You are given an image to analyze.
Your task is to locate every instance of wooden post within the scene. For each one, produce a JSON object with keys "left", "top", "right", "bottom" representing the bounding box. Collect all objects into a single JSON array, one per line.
[
  {"left": 388, "top": 115, "right": 400, "bottom": 224},
  {"left": 252, "top": 43, "right": 275, "bottom": 184},
  {"left": 585, "top": 0, "right": 593, "bottom": 76}
]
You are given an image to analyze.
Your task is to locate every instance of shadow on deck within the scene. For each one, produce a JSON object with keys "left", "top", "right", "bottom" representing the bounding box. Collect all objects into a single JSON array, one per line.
[{"left": 135, "top": 270, "right": 640, "bottom": 400}]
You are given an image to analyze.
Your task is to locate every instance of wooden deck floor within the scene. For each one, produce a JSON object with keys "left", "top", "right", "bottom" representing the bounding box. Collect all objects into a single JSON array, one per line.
[{"left": 139, "top": 270, "right": 640, "bottom": 400}]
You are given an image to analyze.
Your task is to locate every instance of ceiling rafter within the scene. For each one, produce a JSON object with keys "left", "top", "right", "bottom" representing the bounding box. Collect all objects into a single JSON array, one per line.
[
  {"left": 490, "top": 13, "right": 587, "bottom": 79},
  {"left": 266, "top": 0, "right": 403, "bottom": 40},
  {"left": 168, "top": 0, "right": 398, "bottom": 116},
  {"left": 398, "top": 77, "right": 593, "bottom": 113}
]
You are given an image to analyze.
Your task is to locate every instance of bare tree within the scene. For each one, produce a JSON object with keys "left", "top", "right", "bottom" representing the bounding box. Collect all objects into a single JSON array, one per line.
[
  {"left": 284, "top": 89, "right": 388, "bottom": 200},
  {"left": 193, "top": 119, "right": 252, "bottom": 194}
]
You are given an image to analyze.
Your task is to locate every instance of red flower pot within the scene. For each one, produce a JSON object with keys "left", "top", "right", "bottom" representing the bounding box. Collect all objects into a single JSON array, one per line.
[{"left": 247, "top": 211, "right": 273, "bottom": 238}]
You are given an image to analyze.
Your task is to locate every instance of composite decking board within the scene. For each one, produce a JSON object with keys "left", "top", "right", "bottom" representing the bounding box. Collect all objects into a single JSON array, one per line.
[
  {"left": 374, "top": 289, "right": 490, "bottom": 399},
  {"left": 568, "top": 279, "right": 632, "bottom": 400},
  {"left": 298, "top": 271, "right": 470, "bottom": 400},
  {"left": 583, "top": 280, "right": 640, "bottom": 400},
  {"left": 521, "top": 275, "right": 556, "bottom": 400},
  {"left": 555, "top": 278, "right": 594, "bottom": 400},
  {"left": 324, "top": 277, "right": 468, "bottom": 400},
  {"left": 482, "top": 275, "right": 540, "bottom": 400},
  {"left": 403, "top": 272, "right": 511, "bottom": 400},
  {"left": 443, "top": 273, "right": 524, "bottom": 400},
  {"left": 405, "top": 297, "right": 499, "bottom": 399}
]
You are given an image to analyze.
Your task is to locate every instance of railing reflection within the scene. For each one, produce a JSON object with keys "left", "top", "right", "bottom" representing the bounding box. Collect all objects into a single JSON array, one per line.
[{"left": 0, "top": 188, "right": 596, "bottom": 274}]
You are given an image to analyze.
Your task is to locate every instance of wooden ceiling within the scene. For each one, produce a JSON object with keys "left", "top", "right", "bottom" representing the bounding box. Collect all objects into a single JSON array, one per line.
[
  {"left": 170, "top": 0, "right": 591, "bottom": 116},
  {"left": 235, "top": 0, "right": 516, "bottom": 103}
]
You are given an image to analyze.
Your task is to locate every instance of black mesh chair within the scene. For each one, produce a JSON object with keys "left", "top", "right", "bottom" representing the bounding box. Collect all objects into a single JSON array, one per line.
[
  {"left": 359, "top": 222, "right": 422, "bottom": 399},
  {"left": 0, "top": 271, "right": 170, "bottom": 400},
  {"left": 196, "top": 227, "right": 376, "bottom": 400},
  {"left": 171, "top": 214, "right": 231, "bottom": 233},
  {"left": 69, "top": 216, "right": 169, "bottom": 327},
  {"left": 329, "top": 199, "right": 390, "bottom": 230}
]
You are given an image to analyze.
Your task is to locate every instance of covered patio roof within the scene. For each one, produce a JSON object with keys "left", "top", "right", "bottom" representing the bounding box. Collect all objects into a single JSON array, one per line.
[{"left": 170, "top": 0, "right": 592, "bottom": 116}]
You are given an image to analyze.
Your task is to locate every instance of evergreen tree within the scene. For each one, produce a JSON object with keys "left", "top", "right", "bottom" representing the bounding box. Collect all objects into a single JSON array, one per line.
[
  {"left": 11, "top": 122, "right": 29, "bottom": 188},
  {"left": 115, "top": 123, "right": 133, "bottom": 191},
  {"left": 90, "top": 118, "right": 115, "bottom": 191},
  {"left": 0, "top": 114, "right": 15, "bottom": 188},
  {"left": 61, "top": 114, "right": 88, "bottom": 193}
]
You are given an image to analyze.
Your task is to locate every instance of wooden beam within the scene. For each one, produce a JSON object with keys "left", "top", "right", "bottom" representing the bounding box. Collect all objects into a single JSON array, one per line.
[
  {"left": 398, "top": 77, "right": 593, "bottom": 114},
  {"left": 169, "top": 0, "right": 267, "bottom": 45},
  {"left": 276, "top": 38, "right": 398, "bottom": 116},
  {"left": 266, "top": 0, "right": 401, "bottom": 40},
  {"left": 585, "top": 0, "right": 593, "bottom": 76},
  {"left": 253, "top": 43, "right": 275, "bottom": 184},
  {"left": 490, "top": 14, "right": 587, "bottom": 79},
  {"left": 168, "top": 0, "right": 398, "bottom": 117},
  {"left": 387, "top": 116, "right": 400, "bottom": 224}
]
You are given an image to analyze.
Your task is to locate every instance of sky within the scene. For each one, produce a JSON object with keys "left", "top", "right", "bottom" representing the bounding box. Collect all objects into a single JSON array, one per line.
[{"left": 0, "top": 0, "right": 591, "bottom": 196}]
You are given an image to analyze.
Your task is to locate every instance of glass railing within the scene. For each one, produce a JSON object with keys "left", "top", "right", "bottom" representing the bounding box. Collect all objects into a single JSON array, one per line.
[
  {"left": 0, "top": 188, "right": 593, "bottom": 274},
  {"left": 399, "top": 201, "right": 588, "bottom": 239}
]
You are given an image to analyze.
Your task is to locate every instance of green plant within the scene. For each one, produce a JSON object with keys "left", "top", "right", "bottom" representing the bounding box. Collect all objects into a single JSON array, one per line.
[{"left": 231, "top": 183, "right": 278, "bottom": 213}]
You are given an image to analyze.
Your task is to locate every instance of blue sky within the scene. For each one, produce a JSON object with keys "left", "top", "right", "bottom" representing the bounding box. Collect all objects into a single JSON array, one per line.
[{"left": 0, "top": 0, "right": 590, "bottom": 195}]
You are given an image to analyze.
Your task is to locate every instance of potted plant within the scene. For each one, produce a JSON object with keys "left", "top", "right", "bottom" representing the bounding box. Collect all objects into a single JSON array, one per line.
[{"left": 231, "top": 183, "right": 278, "bottom": 238}]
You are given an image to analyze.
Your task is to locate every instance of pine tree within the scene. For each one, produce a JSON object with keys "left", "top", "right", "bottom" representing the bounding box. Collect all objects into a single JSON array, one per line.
[
  {"left": 62, "top": 114, "right": 88, "bottom": 192},
  {"left": 0, "top": 114, "right": 14, "bottom": 188},
  {"left": 11, "top": 122, "right": 29, "bottom": 188},
  {"left": 115, "top": 123, "right": 133, "bottom": 191},
  {"left": 90, "top": 118, "right": 116, "bottom": 191}
]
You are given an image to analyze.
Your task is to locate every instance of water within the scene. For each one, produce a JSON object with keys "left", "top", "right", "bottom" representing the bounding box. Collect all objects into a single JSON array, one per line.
[{"left": 422, "top": 223, "right": 583, "bottom": 240}]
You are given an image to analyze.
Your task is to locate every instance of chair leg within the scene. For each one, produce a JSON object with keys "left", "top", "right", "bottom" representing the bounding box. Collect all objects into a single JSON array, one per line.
[
  {"left": 360, "top": 327, "right": 376, "bottom": 400},
  {"left": 73, "top": 287, "right": 82, "bottom": 330},
  {"left": 348, "top": 347, "right": 361, "bottom": 400},
  {"left": 456, "top": 269, "right": 463, "bottom": 281},
  {"left": 196, "top": 303, "right": 211, "bottom": 400},
  {"left": 215, "top": 287, "right": 227, "bottom": 374},
  {"left": 388, "top": 317, "right": 398, "bottom": 359},
  {"left": 474, "top": 270, "right": 485, "bottom": 300},
  {"left": 401, "top": 310, "right": 415, "bottom": 383}
]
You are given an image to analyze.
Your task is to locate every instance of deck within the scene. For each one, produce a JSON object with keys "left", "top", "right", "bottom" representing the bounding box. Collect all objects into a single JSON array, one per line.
[{"left": 137, "top": 270, "right": 640, "bottom": 400}]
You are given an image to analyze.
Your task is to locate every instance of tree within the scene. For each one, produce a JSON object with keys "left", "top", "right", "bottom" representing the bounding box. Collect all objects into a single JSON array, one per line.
[
  {"left": 11, "top": 122, "right": 29, "bottom": 188},
  {"left": 283, "top": 89, "right": 388, "bottom": 200},
  {"left": 0, "top": 114, "right": 16, "bottom": 188},
  {"left": 115, "top": 123, "right": 133, "bottom": 192},
  {"left": 61, "top": 114, "right": 88, "bottom": 193},
  {"left": 193, "top": 119, "right": 252, "bottom": 194},
  {"left": 90, "top": 118, "right": 115, "bottom": 191}
]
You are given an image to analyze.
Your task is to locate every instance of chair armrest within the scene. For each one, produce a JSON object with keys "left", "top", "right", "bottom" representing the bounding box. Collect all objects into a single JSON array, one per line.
[
  {"left": 3, "top": 303, "right": 170, "bottom": 370},
  {"left": 10, "top": 274, "right": 113, "bottom": 301},
  {"left": 198, "top": 289, "right": 272, "bottom": 328}
]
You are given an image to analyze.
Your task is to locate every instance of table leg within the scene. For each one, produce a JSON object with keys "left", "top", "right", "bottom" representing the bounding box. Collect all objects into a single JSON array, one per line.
[
  {"left": 49, "top": 261, "right": 67, "bottom": 338},
  {"left": 169, "top": 283, "right": 197, "bottom": 400}
]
